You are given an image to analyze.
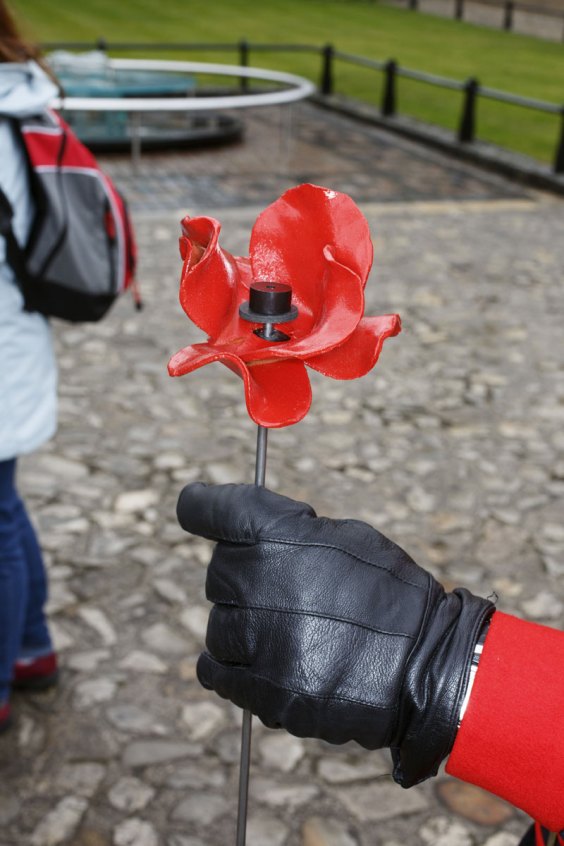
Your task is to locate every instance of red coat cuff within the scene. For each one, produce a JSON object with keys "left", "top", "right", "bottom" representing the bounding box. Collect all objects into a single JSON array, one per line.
[{"left": 446, "top": 611, "right": 564, "bottom": 832}]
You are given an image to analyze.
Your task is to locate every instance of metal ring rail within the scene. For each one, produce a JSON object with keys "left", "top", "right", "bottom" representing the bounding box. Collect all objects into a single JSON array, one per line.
[{"left": 52, "top": 58, "right": 315, "bottom": 165}]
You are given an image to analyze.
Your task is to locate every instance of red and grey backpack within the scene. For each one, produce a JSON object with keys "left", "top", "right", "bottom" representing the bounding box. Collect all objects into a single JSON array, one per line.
[{"left": 0, "top": 109, "right": 140, "bottom": 322}]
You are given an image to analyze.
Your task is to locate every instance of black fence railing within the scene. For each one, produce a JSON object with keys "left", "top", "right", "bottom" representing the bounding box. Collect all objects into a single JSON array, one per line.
[{"left": 43, "top": 40, "right": 564, "bottom": 175}]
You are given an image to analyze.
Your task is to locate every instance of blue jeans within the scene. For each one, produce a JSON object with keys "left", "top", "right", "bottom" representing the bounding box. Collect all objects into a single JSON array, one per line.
[{"left": 0, "top": 459, "right": 52, "bottom": 702}]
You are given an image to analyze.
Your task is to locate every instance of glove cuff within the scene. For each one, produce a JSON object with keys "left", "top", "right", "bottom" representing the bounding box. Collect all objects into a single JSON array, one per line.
[{"left": 391, "top": 587, "right": 495, "bottom": 787}]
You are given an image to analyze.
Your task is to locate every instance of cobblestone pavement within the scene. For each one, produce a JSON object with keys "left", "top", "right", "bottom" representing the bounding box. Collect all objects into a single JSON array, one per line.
[
  {"left": 1, "top": 103, "right": 563, "bottom": 846},
  {"left": 101, "top": 103, "right": 528, "bottom": 214}
]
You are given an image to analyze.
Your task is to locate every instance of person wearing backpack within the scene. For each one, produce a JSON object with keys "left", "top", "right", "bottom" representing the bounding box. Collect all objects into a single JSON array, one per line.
[{"left": 0, "top": 2, "right": 60, "bottom": 733}]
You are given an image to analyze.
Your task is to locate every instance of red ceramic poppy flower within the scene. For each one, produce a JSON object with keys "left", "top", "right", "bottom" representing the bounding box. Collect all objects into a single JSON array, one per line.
[{"left": 168, "top": 183, "right": 401, "bottom": 428}]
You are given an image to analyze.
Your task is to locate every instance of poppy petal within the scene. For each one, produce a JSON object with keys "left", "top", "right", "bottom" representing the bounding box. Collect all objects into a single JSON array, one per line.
[
  {"left": 244, "top": 359, "right": 312, "bottom": 428},
  {"left": 249, "top": 184, "right": 373, "bottom": 321},
  {"left": 178, "top": 216, "right": 239, "bottom": 338},
  {"left": 168, "top": 345, "right": 312, "bottom": 428},
  {"left": 167, "top": 342, "right": 223, "bottom": 378},
  {"left": 305, "top": 314, "right": 401, "bottom": 380}
]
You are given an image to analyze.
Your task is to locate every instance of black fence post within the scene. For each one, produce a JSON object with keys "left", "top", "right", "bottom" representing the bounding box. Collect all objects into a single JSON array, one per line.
[
  {"left": 381, "top": 60, "right": 397, "bottom": 117},
  {"left": 409, "top": 0, "right": 418, "bottom": 9},
  {"left": 504, "top": 0, "right": 514, "bottom": 30},
  {"left": 455, "top": 0, "right": 464, "bottom": 20},
  {"left": 96, "top": 37, "right": 107, "bottom": 52},
  {"left": 239, "top": 39, "right": 249, "bottom": 92},
  {"left": 553, "top": 109, "right": 564, "bottom": 174},
  {"left": 458, "top": 78, "right": 479, "bottom": 143},
  {"left": 320, "top": 44, "right": 334, "bottom": 96}
]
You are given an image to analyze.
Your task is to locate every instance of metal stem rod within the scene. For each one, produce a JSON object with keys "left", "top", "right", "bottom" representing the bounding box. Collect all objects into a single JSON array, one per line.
[
  {"left": 236, "top": 424, "right": 268, "bottom": 846},
  {"left": 236, "top": 710, "right": 253, "bottom": 846},
  {"left": 254, "top": 424, "right": 268, "bottom": 487},
  {"left": 546, "top": 833, "right": 557, "bottom": 846}
]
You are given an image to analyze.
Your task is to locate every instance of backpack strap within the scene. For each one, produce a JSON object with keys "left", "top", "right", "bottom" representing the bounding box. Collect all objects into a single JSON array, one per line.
[
  {"left": 0, "top": 186, "right": 29, "bottom": 293},
  {"left": 0, "top": 185, "right": 13, "bottom": 236}
]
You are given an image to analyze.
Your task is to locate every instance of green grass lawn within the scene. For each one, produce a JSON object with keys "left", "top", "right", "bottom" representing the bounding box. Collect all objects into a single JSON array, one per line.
[{"left": 13, "top": 0, "right": 564, "bottom": 164}]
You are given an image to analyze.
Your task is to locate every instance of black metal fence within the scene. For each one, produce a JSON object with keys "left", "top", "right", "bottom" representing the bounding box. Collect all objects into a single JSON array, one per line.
[
  {"left": 43, "top": 40, "right": 564, "bottom": 174},
  {"left": 320, "top": 44, "right": 564, "bottom": 173}
]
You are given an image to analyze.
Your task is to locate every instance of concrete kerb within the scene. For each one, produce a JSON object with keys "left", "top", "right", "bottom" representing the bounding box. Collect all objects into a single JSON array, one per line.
[{"left": 313, "top": 92, "right": 564, "bottom": 198}]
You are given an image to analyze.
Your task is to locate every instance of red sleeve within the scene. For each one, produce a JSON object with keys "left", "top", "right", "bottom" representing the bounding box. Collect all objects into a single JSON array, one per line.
[{"left": 446, "top": 611, "right": 564, "bottom": 832}]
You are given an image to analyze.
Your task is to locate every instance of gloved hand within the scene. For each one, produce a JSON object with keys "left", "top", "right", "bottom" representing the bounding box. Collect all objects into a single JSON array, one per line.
[{"left": 177, "top": 483, "right": 494, "bottom": 787}]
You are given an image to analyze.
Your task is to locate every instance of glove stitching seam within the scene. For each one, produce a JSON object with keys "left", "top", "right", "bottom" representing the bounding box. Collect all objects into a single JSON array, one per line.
[
  {"left": 201, "top": 653, "right": 398, "bottom": 711},
  {"left": 209, "top": 600, "right": 416, "bottom": 640},
  {"left": 257, "top": 536, "right": 426, "bottom": 591}
]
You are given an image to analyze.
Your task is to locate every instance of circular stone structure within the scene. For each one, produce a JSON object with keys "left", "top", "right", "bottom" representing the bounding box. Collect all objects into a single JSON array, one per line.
[{"left": 52, "top": 57, "right": 316, "bottom": 154}]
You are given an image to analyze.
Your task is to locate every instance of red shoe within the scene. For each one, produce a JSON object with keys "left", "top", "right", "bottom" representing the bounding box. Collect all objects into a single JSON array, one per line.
[
  {"left": 13, "top": 652, "right": 59, "bottom": 691},
  {"left": 0, "top": 702, "right": 11, "bottom": 734}
]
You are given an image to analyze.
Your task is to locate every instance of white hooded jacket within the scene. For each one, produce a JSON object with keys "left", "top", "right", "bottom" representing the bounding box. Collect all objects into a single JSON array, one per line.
[{"left": 0, "top": 61, "right": 59, "bottom": 461}]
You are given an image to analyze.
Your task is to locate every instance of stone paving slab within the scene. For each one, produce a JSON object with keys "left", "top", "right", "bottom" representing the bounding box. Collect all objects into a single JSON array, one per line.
[
  {"left": 0, "top": 104, "right": 562, "bottom": 846},
  {"left": 386, "top": 0, "right": 564, "bottom": 41}
]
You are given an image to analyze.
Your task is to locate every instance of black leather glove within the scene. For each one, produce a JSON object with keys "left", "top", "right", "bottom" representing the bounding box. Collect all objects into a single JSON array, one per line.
[{"left": 177, "top": 483, "right": 494, "bottom": 787}]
